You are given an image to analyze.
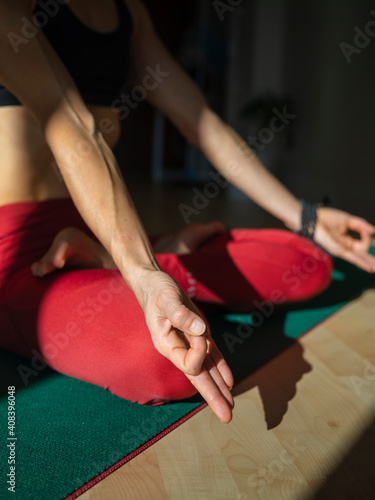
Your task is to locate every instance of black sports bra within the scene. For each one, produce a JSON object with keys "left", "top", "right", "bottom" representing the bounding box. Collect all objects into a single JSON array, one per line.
[{"left": 0, "top": 0, "right": 133, "bottom": 107}]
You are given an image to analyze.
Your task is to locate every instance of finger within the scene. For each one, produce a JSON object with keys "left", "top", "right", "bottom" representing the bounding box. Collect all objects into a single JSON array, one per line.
[
  {"left": 164, "top": 332, "right": 208, "bottom": 376},
  {"left": 347, "top": 217, "right": 375, "bottom": 252},
  {"left": 187, "top": 369, "right": 233, "bottom": 423},
  {"left": 167, "top": 300, "right": 207, "bottom": 336},
  {"left": 340, "top": 233, "right": 371, "bottom": 254},
  {"left": 348, "top": 216, "right": 375, "bottom": 235},
  {"left": 354, "top": 233, "right": 372, "bottom": 253},
  {"left": 203, "top": 353, "right": 234, "bottom": 408},
  {"left": 356, "top": 252, "right": 375, "bottom": 273},
  {"left": 206, "top": 339, "right": 234, "bottom": 390},
  {"left": 158, "top": 329, "right": 234, "bottom": 421},
  {"left": 160, "top": 332, "right": 234, "bottom": 422},
  {"left": 340, "top": 249, "right": 375, "bottom": 273}
]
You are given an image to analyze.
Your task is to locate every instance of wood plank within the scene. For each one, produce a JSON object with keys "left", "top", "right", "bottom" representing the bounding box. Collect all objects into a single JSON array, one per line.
[{"left": 80, "top": 288, "right": 375, "bottom": 500}]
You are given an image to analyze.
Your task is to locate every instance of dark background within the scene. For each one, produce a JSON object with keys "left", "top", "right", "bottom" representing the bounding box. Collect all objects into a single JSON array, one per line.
[{"left": 114, "top": 0, "right": 375, "bottom": 229}]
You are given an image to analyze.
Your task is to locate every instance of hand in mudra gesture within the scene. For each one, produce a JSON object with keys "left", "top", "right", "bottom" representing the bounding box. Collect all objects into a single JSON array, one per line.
[
  {"left": 314, "top": 207, "right": 375, "bottom": 273},
  {"left": 31, "top": 228, "right": 235, "bottom": 423},
  {"left": 134, "top": 269, "right": 235, "bottom": 424}
]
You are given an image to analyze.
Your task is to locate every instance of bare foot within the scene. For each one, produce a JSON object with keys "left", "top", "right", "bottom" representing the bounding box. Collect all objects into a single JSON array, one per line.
[
  {"left": 31, "top": 227, "right": 116, "bottom": 277},
  {"left": 31, "top": 222, "right": 226, "bottom": 278},
  {"left": 152, "top": 221, "right": 225, "bottom": 255}
]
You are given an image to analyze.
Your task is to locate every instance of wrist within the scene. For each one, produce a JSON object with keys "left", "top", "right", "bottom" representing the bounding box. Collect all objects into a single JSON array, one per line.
[
  {"left": 283, "top": 200, "right": 303, "bottom": 232},
  {"left": 118, "top": 251, "right": 163, "bottom": 298},
  {"left": 294, "top": 197, "right": 331, "bottom": 241},
  {"left": 110, "top": 229, "right": 162, "bottom": 277},
  {"left": 125, "top": 265, "right": 166, "bottom": 310},
  {"left": 120, "top": 256, "right": 161, "bottom": 283}
]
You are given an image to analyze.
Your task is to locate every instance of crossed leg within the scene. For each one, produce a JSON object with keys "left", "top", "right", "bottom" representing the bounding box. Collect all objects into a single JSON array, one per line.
[{"left": 2, "top": 224, "right": 332, "bottom": 405}]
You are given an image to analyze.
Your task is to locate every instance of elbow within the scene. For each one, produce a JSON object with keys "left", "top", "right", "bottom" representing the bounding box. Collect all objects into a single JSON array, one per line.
[
  {"left": 76, "top": 108, "right": 96, "bottom": 135},
  {"left": 184, "top": 108, "right": 222, "bottom": 150},
  {"left": 40, "top": 102, "right": 98, "bottom": 178},
  {"left": 40, "top": 99, "right": 96, "bottom": 143}
]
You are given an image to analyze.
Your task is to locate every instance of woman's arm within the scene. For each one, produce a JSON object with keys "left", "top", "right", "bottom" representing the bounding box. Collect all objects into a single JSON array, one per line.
[
  {"left": 0, "top": 1, "right": 157, "bottom": 281},
  {"left": 126, "top": 0, "right": 301, "bottom": 231},
  {"left": 126, "top": 0, "right": 375, "bottom": 272},
  {"left": 0, "top": 0, "right": 234, "bottom": 422}
]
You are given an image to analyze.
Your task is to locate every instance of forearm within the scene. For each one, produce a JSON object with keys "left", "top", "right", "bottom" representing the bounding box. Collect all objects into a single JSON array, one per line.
[
  {"left": 43, "top": 111, "right": 160, "bottom": 289},
  {"left": 196, "top": 110, "right": 302, "bottom": 231}
]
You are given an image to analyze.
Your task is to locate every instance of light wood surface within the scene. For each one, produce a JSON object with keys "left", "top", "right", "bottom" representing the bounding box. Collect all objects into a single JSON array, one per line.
[{"left": 80, "top": 287, "right": 375, "bottom": 500}]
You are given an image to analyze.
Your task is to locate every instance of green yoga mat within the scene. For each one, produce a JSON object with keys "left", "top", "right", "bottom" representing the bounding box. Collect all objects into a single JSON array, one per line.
[{"left": 1, "top": 249, "right": 374, "bottom": 500}]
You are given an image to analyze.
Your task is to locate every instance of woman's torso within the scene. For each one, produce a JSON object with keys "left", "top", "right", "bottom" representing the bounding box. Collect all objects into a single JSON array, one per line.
[{"left": 0, "top": 0, "right": 134, "bottom": 207}]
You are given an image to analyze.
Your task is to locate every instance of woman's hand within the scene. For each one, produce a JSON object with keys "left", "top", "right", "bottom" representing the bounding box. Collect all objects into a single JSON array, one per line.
[
  {"left": 32, "top": 228, "right": 235, "bottom": 423},
  {"left": 314, "top": 207, "right": 375, "bottom": 272},
  {"left": 132, "top": 269, "right": 234, "bottom": 424}
]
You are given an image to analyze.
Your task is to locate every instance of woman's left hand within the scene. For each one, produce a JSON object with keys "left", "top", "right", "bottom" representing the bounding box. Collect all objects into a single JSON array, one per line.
[{"left": 314, "top": 207, "right": 375, "bottom": 273}]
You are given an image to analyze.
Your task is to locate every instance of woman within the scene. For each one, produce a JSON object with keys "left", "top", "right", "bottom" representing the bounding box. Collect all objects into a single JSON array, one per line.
[{"left": 0, "top": 0, "right": 374, "bottom": 424}]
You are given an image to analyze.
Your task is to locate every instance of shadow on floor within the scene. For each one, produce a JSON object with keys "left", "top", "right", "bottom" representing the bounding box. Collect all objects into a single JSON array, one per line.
[
  {"left": 185, "top": 256, "right": 375, "bottom": 430},
  {"left": 231, "top": 340, "right": 311, "bottom": 430},
  {"left": 312, "top": 411, "right": 375, "bottom": 500}
]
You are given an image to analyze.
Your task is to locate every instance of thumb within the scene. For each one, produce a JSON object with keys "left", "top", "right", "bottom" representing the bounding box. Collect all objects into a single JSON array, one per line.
[{"left": 166, "top": 299, "right": 207, "bottom": 336}]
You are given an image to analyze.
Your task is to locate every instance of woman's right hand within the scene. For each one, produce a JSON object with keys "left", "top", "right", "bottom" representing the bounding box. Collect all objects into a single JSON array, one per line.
[{"left": 132, "top": 268, "right": 235, "bottom": 424}]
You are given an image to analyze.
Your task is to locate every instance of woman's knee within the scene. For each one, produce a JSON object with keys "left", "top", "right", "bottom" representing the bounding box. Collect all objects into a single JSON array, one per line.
[
  {"left": 283, "top": 238, "right": 333, "bottom": 301},
  {"left": 104, "top": 345, "right": 199, "bottom": 405},
  {"left": 136, "top": 355, "right": 199, "bottom": 404}
]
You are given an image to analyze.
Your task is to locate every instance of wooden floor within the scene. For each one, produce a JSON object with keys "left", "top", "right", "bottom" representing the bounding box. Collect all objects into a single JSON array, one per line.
[{"left": 80, "top": 286, "right": 375, "bottom": 500}]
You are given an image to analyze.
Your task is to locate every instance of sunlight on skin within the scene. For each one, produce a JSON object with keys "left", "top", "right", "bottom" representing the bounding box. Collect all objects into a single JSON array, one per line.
[{"left": 30, "top": 223, "right": 235, "bottom": 423}]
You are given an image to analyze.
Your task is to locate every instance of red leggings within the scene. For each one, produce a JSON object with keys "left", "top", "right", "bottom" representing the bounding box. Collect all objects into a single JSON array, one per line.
[{"left": 0, "top": 199, "right": 332, "bottom": 404}]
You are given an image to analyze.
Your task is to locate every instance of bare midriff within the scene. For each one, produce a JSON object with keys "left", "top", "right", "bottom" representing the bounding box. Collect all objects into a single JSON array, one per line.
[{"left": 0, "top": 104, "right": 121, "bottom": 207}]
